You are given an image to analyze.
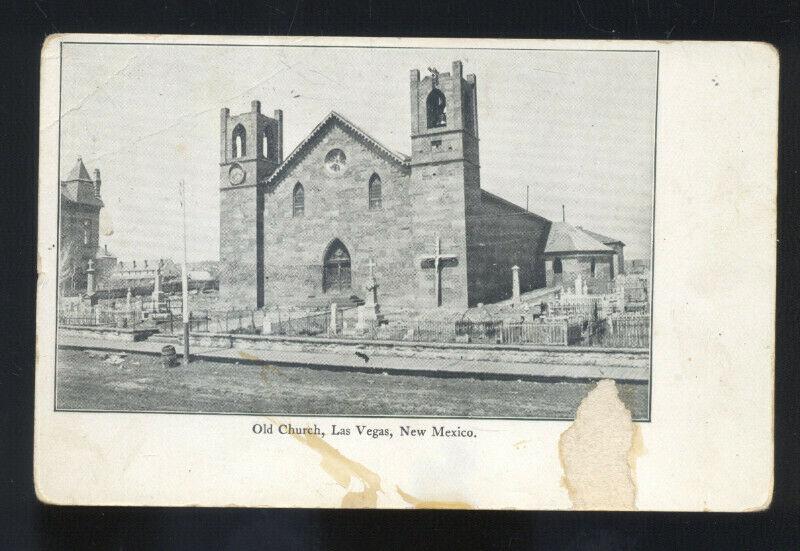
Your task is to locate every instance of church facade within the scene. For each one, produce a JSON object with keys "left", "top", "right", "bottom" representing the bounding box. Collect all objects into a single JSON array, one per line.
[{"left": 218, "top": 61, "right": 551, "bottom": 311}]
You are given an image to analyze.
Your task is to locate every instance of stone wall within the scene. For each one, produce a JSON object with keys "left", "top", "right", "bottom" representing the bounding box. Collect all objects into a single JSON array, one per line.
[
  {"left": 408, "top": 160, "right": 471, "bottom": 309},
  {"left": 466, "top": 192, "right": 551, "bottom": 305},
  {"left": 60, "top": 325, "right": 158, "bottom": 342},
  {"left": 262, "top": 123, "right": 416, "bottom": 309},
  {"left": 59, "top": 202, "right": 101, "bottom": 295},
  {"left": 219, "top": 185, "right": 263, "bottom": 308},
  {"left": 159, "top": 331, "right": 648, "bottom": 367}
]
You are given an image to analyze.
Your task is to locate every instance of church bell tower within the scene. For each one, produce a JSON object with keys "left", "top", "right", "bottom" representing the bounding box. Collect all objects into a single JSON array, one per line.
[
  {"left": 218, "top": 100, "right": 283, "bottom": 308},
  {"left": 409, "top": 61, "right": 481, "bottom": 309}
]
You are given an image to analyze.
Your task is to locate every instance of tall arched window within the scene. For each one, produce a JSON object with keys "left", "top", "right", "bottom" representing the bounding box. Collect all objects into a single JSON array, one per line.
[
  {"left": 590, "top": 258, "right": 597, "bottom": 277},
  {"left": 368, "top": 173, "right": 382, "bottom": 210},
  {"left": 82, "top": 219, "right": 91, "bottom": 245},
  {"left": 262, "top": 126, "right": 271, "bottom": 159},
  {"left": 292, "top": 183, "right": 305, "bottom": 217},
  {"left": 232, "top": 124, "right": 247, "bottom": 158},
  {"left": 323, "top": 240, "right": 351, "bottom": 293},
  {"left": 426, "top": 89, "right": 447, "bottom": 128},
  {"left": 553, "top": 258, "right": 563, "bottom": 274}
]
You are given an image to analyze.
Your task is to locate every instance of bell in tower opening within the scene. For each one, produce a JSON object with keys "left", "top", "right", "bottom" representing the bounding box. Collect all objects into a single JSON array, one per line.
[{"left": 426, "top": 88, "right": 447, "bottom": 128}]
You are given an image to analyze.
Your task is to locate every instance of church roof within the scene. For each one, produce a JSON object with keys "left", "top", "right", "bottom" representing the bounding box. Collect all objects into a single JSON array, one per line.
[
  {"left": 545, "top": 222, "right": 615, "bottom": 255},
  {"left": 575, "top": 226, "right": 625, "bottom": 246},
  {"left": 64, "top": 157, "right": 93, "bottom": 182},
  {"left": 481, "top": 190, "right": 550, "bottom": 224},
  {"left": 263, "top": 111, "right": 410, "bottom": 186}
]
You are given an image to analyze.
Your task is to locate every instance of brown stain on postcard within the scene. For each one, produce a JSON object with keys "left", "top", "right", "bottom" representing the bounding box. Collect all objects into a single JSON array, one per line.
[
  {"left": 559, "top": 379, "right": 638, "bottom": 510},
  {"left": 238, "top": 352, "right": 280, "bottom": 384},
  {"left": 290, "top": 431, "right": 382, "bottom": 508},
  {"left": 396, "top": 486, "right": 473, "bottom": 509},
  {"left": 247, "top": 351, "right": 471, "bottom": 509}
]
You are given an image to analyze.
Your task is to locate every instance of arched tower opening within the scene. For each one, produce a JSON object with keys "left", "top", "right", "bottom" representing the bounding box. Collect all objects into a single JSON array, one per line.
[
  {"left": 426, "top": 89, "right": 447, "bottom": 128},
  {"left": 232, "top": 124, "right": 247, "bottom": 158}
]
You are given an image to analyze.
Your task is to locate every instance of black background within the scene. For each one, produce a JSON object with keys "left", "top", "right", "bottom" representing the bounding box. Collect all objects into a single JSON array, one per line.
[{"left": 1, "top": 1, "right": 798, "bottom": 548}]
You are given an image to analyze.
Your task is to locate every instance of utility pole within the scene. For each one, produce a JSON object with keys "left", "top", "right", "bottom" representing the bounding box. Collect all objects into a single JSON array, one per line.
[
  {"left": 179, "top": 180, "right": 190, "bottom": 366},
  {"left": 562, "top": 204, "right": 565, "bottom": 222}
]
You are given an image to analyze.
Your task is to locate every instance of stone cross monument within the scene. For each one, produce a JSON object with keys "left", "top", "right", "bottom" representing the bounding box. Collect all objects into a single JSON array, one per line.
[
  {"left": 420, "top": 236, "right": 458, "bottom": 307},
  {"left": 152, "top": 261, "right": 163, "bottom": 305},
  {"left": 356, "top": 258, "right": 384, "bottom": 330},
  {"left": 85, "top": 259, "right": 96, "bottom": 296}
]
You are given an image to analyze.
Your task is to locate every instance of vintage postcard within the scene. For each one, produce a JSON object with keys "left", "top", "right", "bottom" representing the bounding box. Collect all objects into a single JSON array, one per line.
[{"left": 35, "top": 35, "right": 776, "bottom": 510}]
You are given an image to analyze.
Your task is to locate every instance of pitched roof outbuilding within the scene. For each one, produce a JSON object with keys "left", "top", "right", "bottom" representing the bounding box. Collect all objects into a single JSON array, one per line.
[
  {"left": 575, "top": 226, "right": 625, "bottom": 246},
  {"left": 545, "top": 222, "right": 615, "bottom": 255}
]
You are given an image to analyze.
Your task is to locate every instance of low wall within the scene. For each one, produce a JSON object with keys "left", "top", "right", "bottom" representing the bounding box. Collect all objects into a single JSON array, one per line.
[
  {"left": 60, "top": 325, "right": 159, "bottom": 342},
  {"left": 150, "top": 332, "right": 648, "bottom": 368}
]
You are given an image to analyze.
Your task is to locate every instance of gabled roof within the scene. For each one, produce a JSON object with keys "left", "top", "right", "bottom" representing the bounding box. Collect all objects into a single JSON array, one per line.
[
  {"left": 545, "top": 222, "right": 615, "bottom": 255},
  {"left": 262, "top": 111, "right": 410, "bottom": 186},
  {"left": 64, "top": 158, "right": 93, "bottom": 182},
  {"left": 576, "top": 226, "right": 625, "bottom": 246},
  {"left": 480, "top": 190, "right": 550, "bottom": 224}
]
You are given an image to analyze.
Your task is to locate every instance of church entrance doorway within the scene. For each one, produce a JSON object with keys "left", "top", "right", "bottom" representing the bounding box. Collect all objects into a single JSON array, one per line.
[{"left": 323, "top": 240, "right": 352, "bottom": 293}]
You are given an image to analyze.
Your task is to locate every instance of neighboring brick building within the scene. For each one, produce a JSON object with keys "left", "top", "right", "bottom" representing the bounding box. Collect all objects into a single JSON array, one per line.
[
  {"left": 218, "top": 60, "right": 552, "bottom": 311},
  {"left": 59, "top": 157, "right": 110, "bottom": 296}
]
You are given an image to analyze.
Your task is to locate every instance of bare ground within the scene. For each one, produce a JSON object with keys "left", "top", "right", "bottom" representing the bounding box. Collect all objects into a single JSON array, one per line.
[{"left": 55, "top": 348, "right": 649, "bottom": 419}]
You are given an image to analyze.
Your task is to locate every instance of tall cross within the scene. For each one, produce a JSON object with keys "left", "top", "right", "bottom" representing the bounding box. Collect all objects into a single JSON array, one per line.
[
  {"left": 420, "top": 236, "right": 458, "bottom": 307},
  {"left": 428, "top": 67, "right": 440, "bottom": 86},
  {"left": 366, "top": 258, "right": 377, "bottom": 280}
]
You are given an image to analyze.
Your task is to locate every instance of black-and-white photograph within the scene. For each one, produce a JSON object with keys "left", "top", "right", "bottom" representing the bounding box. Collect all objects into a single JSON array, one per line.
[{"left": 55, "top": 42, "right": 656, "bottom": 420}]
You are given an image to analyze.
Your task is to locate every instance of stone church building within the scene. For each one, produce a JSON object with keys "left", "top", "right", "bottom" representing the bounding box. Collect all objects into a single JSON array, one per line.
[{"left": 218, "top": 60, "right": 617, "bottom": 312}]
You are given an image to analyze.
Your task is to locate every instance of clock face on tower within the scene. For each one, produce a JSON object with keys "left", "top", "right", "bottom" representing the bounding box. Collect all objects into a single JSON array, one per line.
[{"left": 228, "top": 164, "right": 245, "bottom": 186}]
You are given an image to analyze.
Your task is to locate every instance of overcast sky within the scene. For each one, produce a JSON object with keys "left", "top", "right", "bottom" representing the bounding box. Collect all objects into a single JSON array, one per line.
[{"left": 59, "top": 43, "right": 657, "bottom": 261}]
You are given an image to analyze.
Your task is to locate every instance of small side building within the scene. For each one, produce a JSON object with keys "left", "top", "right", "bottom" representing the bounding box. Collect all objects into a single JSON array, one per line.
[
  {"left": 544, "top": 222, "right": 623, "bottom": 289},
  {"left": 576, "top": 226, "right": 626, "bottom": 276}
]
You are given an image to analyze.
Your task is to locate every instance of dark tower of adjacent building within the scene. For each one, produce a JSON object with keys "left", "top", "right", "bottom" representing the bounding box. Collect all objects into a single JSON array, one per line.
[
  {"left": 59, "top": 157, "right": 104, "bottom": 296},
  {"left": 218, "top": 101, "right": 283, "bottom": 308}
]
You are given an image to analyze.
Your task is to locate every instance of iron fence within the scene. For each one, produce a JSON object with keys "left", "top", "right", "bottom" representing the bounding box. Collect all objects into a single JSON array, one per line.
[
  {"left": 334, "top": 319, "right": 588, "bottom": 346},
  {"left": 184, "top": 309, "right": 260, "bottom": 335},
  {"left": 272, "top": 310, "right": 332, "bottom": 337},
  {"left": 581, "top": 315, "right": 650, "bottom": 348},
  {"left": 58, "top": 308, "right": 145, "bottom": 329},
  {"left": 59, "top": 304, "right": 649, "bottom": 349}
]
